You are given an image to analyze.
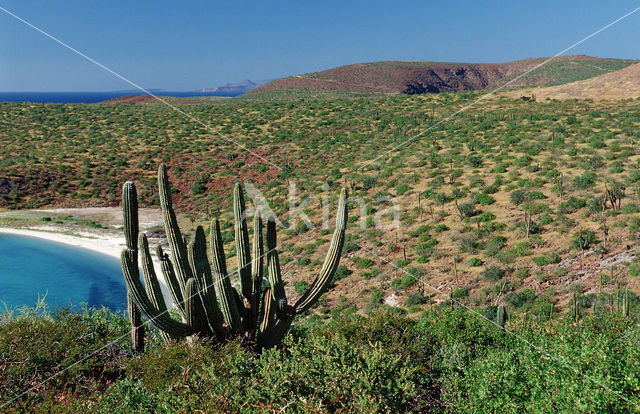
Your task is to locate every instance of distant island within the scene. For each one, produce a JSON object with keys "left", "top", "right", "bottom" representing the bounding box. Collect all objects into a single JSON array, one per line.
[{"left": 195, "top": 79, "right": 273, "bottom": 95}]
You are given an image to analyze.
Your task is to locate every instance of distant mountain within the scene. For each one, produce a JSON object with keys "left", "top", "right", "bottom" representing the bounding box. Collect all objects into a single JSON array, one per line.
[
  {"left": 247, "top": 56, "right": 638, "bottom": 99},
  {"left": 197, "top": 79, "right": 272, "bottom": 95}
]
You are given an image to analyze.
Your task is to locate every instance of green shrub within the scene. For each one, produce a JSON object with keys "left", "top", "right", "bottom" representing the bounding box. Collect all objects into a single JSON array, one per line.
[
  {"left": 476, "top": 211, "right": 496, "bottom": 222},
  {"left": 0, "top": 305, "right": 130, "bottom": 404},
  {"left": 558, "top": 197, "right": 587, "bottom": 214},
  {"left": 483, "top": 266, "right": 506, "bottom": 282},
  {"left": 512, "top": 241, "right": 532, "bottom": 257},
  {"left": 510, "top": 189, "right": 528, "bottom": 206},
  {"left": 573, "top": 171, "right": 596, "bottom": 189},
  {"left": 452, "top": 288, "right": 469, "bottom": 300},
  {"left": 506, "top": 288, "right": 536, "bottom": 309},
  {"left": 404, "top": 293, "right": 427, "bottom": 306},
  {"left": 333, "top": 265, "right": 352, "bottom": 282},
  {"left": 622, "top": 203, "right": 640, "bottom": 214},
  {"left": 396, "top": 183, "right": 411, "bottom": 196},
  {"left": 352, "top": 257, "right": 375, "bottom": 269},
  {"left": 391, "top": 274, "right": 418, "bottom": 290},
  {"left": 456, "top": 202, "right": 477, "bottom": 218},
  {"left": 533, "top": 256, "right": 549, "bottom": 266},
  {"left": 296, "top": 256, "right": 311, "bottom": 266},
  {"left": 539, "top": 214, "right": 553, "bottom": 225},
  {"left": 434, "top": 224, "right": 449, "bottom": 233},
  {"left": 571, "top": 229, "right": 597, "bottom": 250},
  {"left": 361, "top": 268, "right": 381, "bottom": 280},
  {"left": 295, "top": 280, "right": 311, "bottom": 295},
  {"left": 473, "top": 193, "right": 495, "bottom": 206}
]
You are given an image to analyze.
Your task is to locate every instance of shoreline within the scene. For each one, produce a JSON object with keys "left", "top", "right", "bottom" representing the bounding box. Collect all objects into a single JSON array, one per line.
[
  {"left": 0, "top": 225, "right": 173, "bottom": 304},
  {"left": 0, "top": 226, "right": 126, "bottom": 260}
]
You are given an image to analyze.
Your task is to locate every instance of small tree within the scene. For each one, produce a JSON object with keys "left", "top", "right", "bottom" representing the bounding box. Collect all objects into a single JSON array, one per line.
[
  {"left": 571, "top": 229, "right": 597, "bottom": 253},
  {"left": 521, "top": 202, "right": 548, "bottom": 238}
]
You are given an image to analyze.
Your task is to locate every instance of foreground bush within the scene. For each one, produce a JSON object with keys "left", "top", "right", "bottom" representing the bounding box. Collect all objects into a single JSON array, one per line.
[
  {"left": 0, "top": 304, "right": 130, "bottom": 412},
  {"left": 3, "top": 306, "right": 640, "bottom": 412}
]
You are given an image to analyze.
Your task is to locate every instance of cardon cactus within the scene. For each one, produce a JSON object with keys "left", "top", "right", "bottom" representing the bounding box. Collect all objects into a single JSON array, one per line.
[
  {"left": 496, "top": 304, "right": 507, "bottom": 328},
  {"left": 120, "top": 164, "right": 348, "bottom": 350},
  {"left": 623, "top": 288, "right": 630, "bottom": 317}
]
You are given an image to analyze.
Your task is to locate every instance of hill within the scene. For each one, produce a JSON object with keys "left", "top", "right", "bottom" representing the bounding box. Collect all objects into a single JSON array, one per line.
[
  {"left": 507, "top": 62, "right": 640, "bottom": 100},
  {"left": 247, "top": 55, "right": 637, "bottom": 99},
  {"left": 3, "top": 93, "right": 640, "bottom": 319}
]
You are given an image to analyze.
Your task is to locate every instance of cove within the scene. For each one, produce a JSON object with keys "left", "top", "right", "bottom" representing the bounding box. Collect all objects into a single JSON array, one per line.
[{"left": 0, "top": 233, "right": 126, "bottom": 311}]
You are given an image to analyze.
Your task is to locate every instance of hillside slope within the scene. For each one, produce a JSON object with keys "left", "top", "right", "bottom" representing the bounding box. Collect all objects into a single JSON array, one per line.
[
  {"left": 509, "top": 62, "right": 640, "bottom": 99},
  {"left": 247, "top": 55, "right": 636, "bottom": 99}
]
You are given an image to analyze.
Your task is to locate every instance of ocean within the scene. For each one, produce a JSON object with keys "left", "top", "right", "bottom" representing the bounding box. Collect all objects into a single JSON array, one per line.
[
  {"left": 0, "top": 233, "right": 127, "bottom": 311},
  {"left": 0, "top": 90, "right": 240, "bottom": 104}
]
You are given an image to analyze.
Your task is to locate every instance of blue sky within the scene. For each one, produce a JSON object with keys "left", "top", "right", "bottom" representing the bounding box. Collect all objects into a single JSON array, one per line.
[{"left": 1, "top": 1, "right": 639, "bottom": 91}]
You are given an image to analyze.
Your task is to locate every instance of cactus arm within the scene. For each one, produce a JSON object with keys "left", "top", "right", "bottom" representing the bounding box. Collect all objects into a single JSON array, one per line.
[
  {"left": 157, "top": 245, "right": 186, "bottom": 319},
  {"left": 294, "top": 188, "right": 348, "bottom": 313},
  {"left": 244, "top": 213, "right": 263, "bottom": 340},
  {"left": 139, "top": 234, "right": 168, "bottom": 311},
  {"left": 251, "top": 213, "right": 264, "bottom": 302},
  {"left": 158, "top": 164, "right": 193, "bottom": 286},
  {"left": 210, "top": 218, "right": 243, "bottom": 335},
  {"left": 123, "top": 181, "right": 139, "bottom": 251},
  {"left": 126, "top": 286, "right": 145, "bottom": 352},
  {"left": 139, "top": 233, "right": 174, "bottom": 343},
  {"left": 257, "top": 286, "right": 275, "bottom": 340},
  {"left": 122, "top": 181, "right": 144, "bottom": 351},
  {"left": 184, "top": 277, "right": 213, "bottom": 336},
  {"left": 496, "top": 304, "right": 507, "bottom": 328},
  {"left": 265, "top": 217, "right": 289, "bottom": 316},
  {"left": 233, "top": 183, "right": 252, "bottom": 299},
  {"left": 624, "top": 288, "right": 630, "bottom": 317},
  {"left": 188, "top": 226, "right": 226, "bottom": 338},
  {"left": 121, "top": 249, "right": 195, "bottom": 337}
]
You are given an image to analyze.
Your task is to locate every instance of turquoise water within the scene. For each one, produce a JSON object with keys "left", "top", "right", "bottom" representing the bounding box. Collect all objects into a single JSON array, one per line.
[{"left": 0, "top": 233, "right": 127, "bottom": 311}]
